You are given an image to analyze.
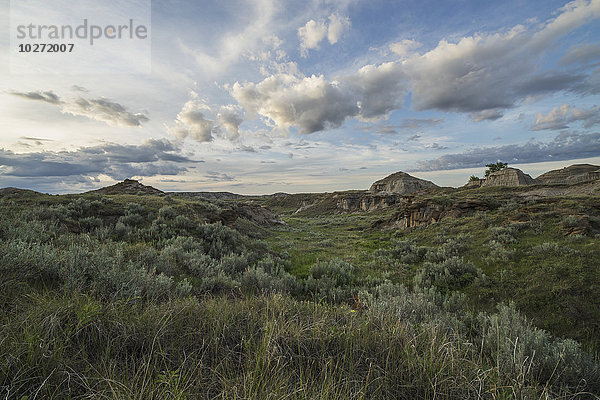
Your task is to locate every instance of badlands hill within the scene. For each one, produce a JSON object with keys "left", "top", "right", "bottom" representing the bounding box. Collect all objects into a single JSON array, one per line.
[
  {"left": 369, "top": 171, "right": 439, "bottom": 194},
  {"left": 86, "top": 179, "right": 165, "bottom": 196}
]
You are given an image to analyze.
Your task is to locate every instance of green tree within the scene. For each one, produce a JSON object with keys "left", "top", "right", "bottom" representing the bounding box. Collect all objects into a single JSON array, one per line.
[
  {"left": 469, "top": 175, "right": 480, "bottom": 182},
  {"left": 485, "top": 162, "right": 508, "bottom": 177}
]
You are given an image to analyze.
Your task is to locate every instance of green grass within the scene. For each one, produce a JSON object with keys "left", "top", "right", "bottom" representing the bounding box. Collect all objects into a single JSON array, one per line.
[
  {"left": 3, "top": 291, "right": 594, "bottom": 399},
  {"left": 1, "top": 189, "right": 599, "bottom": 398}
]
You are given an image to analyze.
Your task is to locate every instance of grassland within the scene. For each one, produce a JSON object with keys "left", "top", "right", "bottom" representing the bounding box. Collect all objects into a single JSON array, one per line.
[{"left": 0, "top": 187, "right": 599, "bottom": 398}]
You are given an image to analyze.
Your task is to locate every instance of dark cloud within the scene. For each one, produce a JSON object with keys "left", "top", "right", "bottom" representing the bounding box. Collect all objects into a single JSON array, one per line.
[
  {"left": 515, "top": 72, "right": 585, "bottom": 97},
  {"left": 239, "top": 145, "right": 257, "bottom": 153},
  {"left": 11, "top": 90, "right": 149, "bottom": 127},
  {"left": 204, "top": 171, "right": 235, "bottom": 182},
  {"left": 62, "top": 97, "right": 149, "bottom": 127},
  {"left": 11, "top": 90, "right": 62, "bottom": 104},
  {"left": 469, "top": 109, "right": 504, "bottom": 122},
  {"left": 559, "top": 43, "right": 600, "bottom": 66},
  {"left": 20, "top": 136, "right": 54, "bottom": 142},
  {"left": 0, "top": 139, "right": 195, "bottom": 180},
  {"left": 415, "top": 132, "right": 600, "bottom": 171},
  {"left": 71, "top": 85, "right": 89, "bottom": 92}
]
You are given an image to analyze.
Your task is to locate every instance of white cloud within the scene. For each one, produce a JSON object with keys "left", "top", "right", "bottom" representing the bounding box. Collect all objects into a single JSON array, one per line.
[
  {"left": 231, "top": 73, "right": 358, "bottom": 133},
  {"left": 298, "top": 13, "right": 350, "bottom": 56},
  {"left": 327, "top": 13, "right": 351, "bottom": 44},
  {"left": 169, "top": 100, "right": 215, "bottom": 142},
  {"left": 298, "top": 19, "right": 328, "bottom": 56},
  {"left": 532, "top": 104, "right": 600, "bottom": 130},
  {"left": 389, "top": 39, "right": 422, "bottom": 57},
  {"left": 235, "top": 0, "right": 600, "bottom": 133},
  {"left": 217, "top": 105, "right": 244, "bottom": 140}
]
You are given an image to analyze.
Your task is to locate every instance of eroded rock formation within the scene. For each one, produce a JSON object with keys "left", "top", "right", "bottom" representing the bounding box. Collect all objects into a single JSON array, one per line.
[
  {"left": 369, "top": 171, "right": 438, "bottom": 194},
  {"left": 481, "top": 168, "right": 536, "bottom": 187}
]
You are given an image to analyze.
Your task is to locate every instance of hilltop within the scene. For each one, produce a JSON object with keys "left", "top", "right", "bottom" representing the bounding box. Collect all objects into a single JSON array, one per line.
[{"left": 86, "top": 179, "right": 164, "bottom": 196}]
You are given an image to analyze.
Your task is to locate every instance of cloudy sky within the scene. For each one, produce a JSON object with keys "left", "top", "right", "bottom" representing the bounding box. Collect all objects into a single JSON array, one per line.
[{"left": 1, "top": 0, "right": 600, "bottom": 193}]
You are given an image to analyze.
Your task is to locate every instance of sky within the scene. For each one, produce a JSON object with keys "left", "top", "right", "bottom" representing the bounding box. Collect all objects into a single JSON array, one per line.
[{"left": 1, "top": 0, "right": 600, "bottom": 194}]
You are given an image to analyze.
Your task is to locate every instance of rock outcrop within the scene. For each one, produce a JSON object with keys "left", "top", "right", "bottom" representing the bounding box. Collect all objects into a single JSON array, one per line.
[
  {"left": 369, "top": 171, "right": 438, "bottom": 194},
  {"left": 535, "top": 164, "right": 600, "bottom": 185},
  {"left": 463, "top": 179, "right": 485, "bottom": 188},
  {"left": 88, "top": 179, "right": 164, "bottom": 196},
  {"left": 371, "top": 198, "right": 490, "bottom": 229},
  {"left": 336, "top": 192, "right": 408, "bottom": 212},
  {"left": 481, "top": 168, "right": 536, "bottom": 187}
]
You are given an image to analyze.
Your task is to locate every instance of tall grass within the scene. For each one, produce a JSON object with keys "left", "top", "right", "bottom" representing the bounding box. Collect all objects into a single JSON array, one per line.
[{"left": 0, "top": 197, "right": 598, "bottom": 398}]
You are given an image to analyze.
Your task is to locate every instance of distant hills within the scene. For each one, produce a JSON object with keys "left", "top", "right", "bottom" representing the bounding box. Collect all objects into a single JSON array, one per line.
[{"left": 1, "top": 164, "right": 598, "bottom": 198}]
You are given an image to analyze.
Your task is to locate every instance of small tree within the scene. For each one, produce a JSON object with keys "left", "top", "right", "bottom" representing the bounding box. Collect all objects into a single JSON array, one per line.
[
  {"left": 485, "top": 162, "right": 508, "bottom": 177},
  {"left": 469, "top": 175, "right": 480, "bottom": 182}
]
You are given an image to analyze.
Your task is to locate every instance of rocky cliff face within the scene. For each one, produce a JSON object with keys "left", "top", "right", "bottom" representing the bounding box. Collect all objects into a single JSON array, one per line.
[
  {"left": 535, "top": 164, "right": 600, "bottom": 185},
  {"left": 336, "top": 192, "right": 408, "bottom": 211},
  {"left": 371, "top": 198, "right": 490, "bottom": 229},
  {"left": 481, "top": 168, "right": 536, "bottom": 187},
  {"left": 369, "top": 171, "right": 438, "bottom": 194}
]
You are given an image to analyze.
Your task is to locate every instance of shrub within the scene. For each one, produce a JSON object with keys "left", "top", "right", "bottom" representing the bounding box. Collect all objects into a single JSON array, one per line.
[
  {"left": 477, "top": 303, "right": 600, "bottom": 389},
  {"left": 197, "top": 223, "right": 244, "bottom": 259},
  {"left": 305, "top": 259, "right": 355, "bottom": 302},
  {"left": 377, "top": 240, "right": 427, "bottom": 264},
  {"left": 414, "top": 256, "right": 482, "bottom": 292},
  {"left": 158, "top": 206, "right": 177, "bottom": 220},
  {"left": 79, "top": 216, "right": 103, "bottom": 231},
  {"left": 488, "top": 225, "right": 518, "bottom": 244}
]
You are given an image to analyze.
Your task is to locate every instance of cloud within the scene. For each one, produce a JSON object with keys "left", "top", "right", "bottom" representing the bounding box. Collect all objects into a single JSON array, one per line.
[
  {"left": 0, "top": 139, "right": 194, "bottom": 179},
  {"left": 204, "top": 171, "right": 235, "bottom": 182},
  {"left": 216, "top": 105, "right": 243, "bottom": 140},
  {"left": 169, "top": 100, "right": 215, "bottom": 142},
  {"left": 298, "top": 13, "right": 350, "bottom": 56},
  {"left": 425, "top": 142, "right": 448, "bottom": 150},
  {"left": 389, "top": 39, "right": 422, "bottom": 57},
  {"left": 403, "top": 0, "right": 600, "bottom": 115},
  {"left": 327, "top": 13, "right": 351, "bottom": 44},
  {"left": 234, "top": 1, "right": 600, "bottom": 133},
  {"left": 71, "top": 85, "right": 89, "bottom": 93},
  {"left": 399, "top": 118, "right": 443, "bottom": 130},
  {"left": 11, "top": 90, "right": 149, "bottom": 127},
  {"left": 11, "top": 90, "right": 62, "bottom": 104},
  {"left": 239, "top": 145, "right": 257, "bottom": 152},
  {"left": 345, "top": 62, "right": 406, "bottom": 119},
  {"left": 532, "top": 104, "right": 600, "bottom": 130},
  {"left": 231, "top": 73, "right": 358, "bottom": 133},
  {"left": 61, "top": 97, "right": 149, "bottom": 127},
  {"left": 470, "top": 109, "right": 504, "bottom": 122},
  {"left": 298, "top": 19, "right": 327, "bottom": 56},
  {"left": 560, "top": 43, "right": 600, "bottom": 66},
  {"left": 415, "top": 131, "right": 600, "bottom": 171}
]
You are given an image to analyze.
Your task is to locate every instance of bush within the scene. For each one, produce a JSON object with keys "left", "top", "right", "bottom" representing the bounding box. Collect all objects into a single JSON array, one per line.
[
  {"left": 197, "top": 223, "right": 244, "bottom": 259},
  {"left": 158, "top": 206, "right": 177, "bottom": 220},
  {"left": 375, "top": 240, "right": 427, "bottom": 264},
  {"left": 477, "top": 303, "right": 600, "bottom": 390},
  {"left": 414, "top": 256, "right": 483, "bottom": 292},
  {"left": 305, "top": 259, "right": 355, "bottom": 302}
]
